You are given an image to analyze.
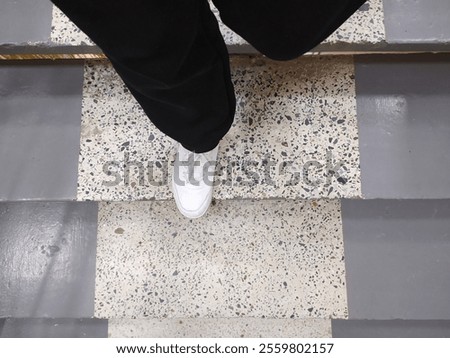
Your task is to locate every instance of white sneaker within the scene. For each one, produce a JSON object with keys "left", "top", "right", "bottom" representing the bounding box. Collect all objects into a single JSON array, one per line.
[{"left": 172, "top": 143, "right": 218, "bottom": 219}]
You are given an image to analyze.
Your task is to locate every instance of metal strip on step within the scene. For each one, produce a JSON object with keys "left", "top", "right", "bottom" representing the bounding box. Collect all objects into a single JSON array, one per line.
[{"left": 0, "top": 53, "right": 106, "bottom": 61}]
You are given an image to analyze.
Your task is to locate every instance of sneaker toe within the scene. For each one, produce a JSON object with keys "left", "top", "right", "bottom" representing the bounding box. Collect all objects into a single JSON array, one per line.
[{"left": 175, "top": 187, "right": 212, "bottom": 218}]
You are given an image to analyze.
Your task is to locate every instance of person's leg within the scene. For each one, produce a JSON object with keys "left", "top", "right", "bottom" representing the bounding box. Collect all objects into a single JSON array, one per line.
[
  {"left": 51, "top": 0, "right": 235, "bottom": 153},
  {"left": 212, "top": 0, "right": 367, "bottom": 61}
]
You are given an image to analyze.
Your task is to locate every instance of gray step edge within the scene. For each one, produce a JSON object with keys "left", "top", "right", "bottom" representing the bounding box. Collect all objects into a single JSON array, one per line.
[{"left": 3, "top": 42, "right": 450, "bottom": 58}]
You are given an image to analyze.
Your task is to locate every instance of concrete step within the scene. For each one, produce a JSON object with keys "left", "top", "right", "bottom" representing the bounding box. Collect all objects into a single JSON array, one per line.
[
  {"left": 48, "top": 0, "right": 383, "bottom": 54},
  {"left": 2, "top": 0, "right": 450, "bottom": 58},
  {"left": 356, "top": 54, "right": 450, "bottom": 199},
  {"left": 110, "top": 318, "right": 450, "bottom": 338},
  {"left": 0, "top": 202, "right": 98, "bottom": 318},
  {"left": 107, "top": 318, "right": 332, "bottom": 338},
  {"left": 0, "top": 61, "right": 83, "bottom": 201},
  {"left": 0, "top": 318, "right": 108, "bottom": 338},
  {"left": 95, "top": 199, "right": 347, "bottom": 319},
  {"left": 2, "top": 53, "right": 450, "bottom": 202},
  {"left": 342, "top": 199, "right": 450, "bottom": 320},
  {"left": 332, "top": 320, "right": 450, "bottom": 338},
  {"left": 79, "top": 56, "right": 360, "bottom": 201},
  {"left": 3, "top": 317, "right": 450, "bottom": 338},
  {"left": 2, "top": 199, "right": 450, "bottom": 326}
]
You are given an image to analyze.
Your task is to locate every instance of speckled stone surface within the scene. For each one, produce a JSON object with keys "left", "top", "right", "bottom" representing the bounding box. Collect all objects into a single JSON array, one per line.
[
  {"left": 51, "top": 6, "right": 93, "bottom": 45},
  {"left": 78, "top": 57, "right": 361, "bottom": 201},
  {"left": 108, "top": 318, "right": 332, "bottom": 338},
  {"left": 94, "top": 199, "right": 347, "bottom": 319},
  {"left": 51, "top": 0, "right": 385, "bottom": 47},
  {"left": 325, "top": 0, "right": 385, "bottom": 45}
]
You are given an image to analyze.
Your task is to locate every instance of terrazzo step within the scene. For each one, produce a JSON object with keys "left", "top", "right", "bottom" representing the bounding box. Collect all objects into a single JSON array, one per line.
[
  {"left": 3, "top": 318, "right": 450, "bottom": 338},
  {"left": 2, "top": 199, "right": 450, "bottom": 326},
  {"left": 3, "top": 54, "right": 450, "bottom": 202},
  {"left": 3, "top": 0, "right": 450, "bottom": 58},
  {"left": 94, "top": 198, "right": 450, "bottom": 322},
  {"left": 94, "top": 199, "right": 347, "bottom": 320},
  {"left": 111, "top": 319, "right": 450, "bottom": 338},
  {"left": 47, "top": 0, "right": 384, "bottom": 56},
  {"left": 107, "top": 318, "right": 332, "bottom": 338},
  {"left": 79, "top": 56, "right": 361, "bottom": 201}
]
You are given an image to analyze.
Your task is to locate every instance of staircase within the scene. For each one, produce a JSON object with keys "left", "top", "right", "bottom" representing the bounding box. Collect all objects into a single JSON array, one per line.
[{"left": 1, "top": 0, "right": 450, "bottom": 338}]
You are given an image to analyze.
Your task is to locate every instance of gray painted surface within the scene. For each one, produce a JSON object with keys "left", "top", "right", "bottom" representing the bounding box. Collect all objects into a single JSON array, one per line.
[
  {"left": 342, "top": 199, "right": 450, "bottom": 319},
  {"left": 0, "top": 318, "right": 108, "bottom": 338},
  {"left": 355, "top": 54, "right": 450, "bottom": 199},
  {"left": 0, "top": 62, "right": 84, "bottom": 201},
  {"left": 0, "top": 0, "right": 53, "bottom": 44},
  {"left": 0, "top": 202, "right": 98, "bottom": 318},
  {"left": 332, "top": 320, "right": 450, "bottom": 338},
  {"left": 384, "top": 0, "right": 450, "bottom": 43}
]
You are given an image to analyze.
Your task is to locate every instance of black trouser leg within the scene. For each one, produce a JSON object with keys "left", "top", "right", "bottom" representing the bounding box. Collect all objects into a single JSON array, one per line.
[
  {"left": 51, "top": 0, "right": 236, "bottom": 153},
  {"left": 51, "top": 0, "right": 366, "bottom": 152},
  {"left": 213, "top": 0, "right": 367, "bottom": 60}
]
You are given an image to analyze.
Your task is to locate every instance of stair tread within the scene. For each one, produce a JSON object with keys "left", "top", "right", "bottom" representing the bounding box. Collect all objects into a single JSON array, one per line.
[
  {"left": 79, "top": 56, "right": 361, "bottom": 201},
  {"left": 50, "top": 0, "right": 384, "bottom": 50},
  {"left": 0, "top": 62, "right": 83, "bottom": 201},
  {"left": 108, "top": 318, "right": 332, "bottom": 338},
  {"left": 95, "top": 199, "right": 347, "bottom": 319},
  {"left": 5, "top": 0, "right": 450, "bottom": 57}
]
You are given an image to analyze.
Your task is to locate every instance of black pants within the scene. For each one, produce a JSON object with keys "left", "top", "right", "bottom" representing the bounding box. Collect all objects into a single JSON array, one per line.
[{"left": 52, "top": 0, "right": 366, "bottom": 152}]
